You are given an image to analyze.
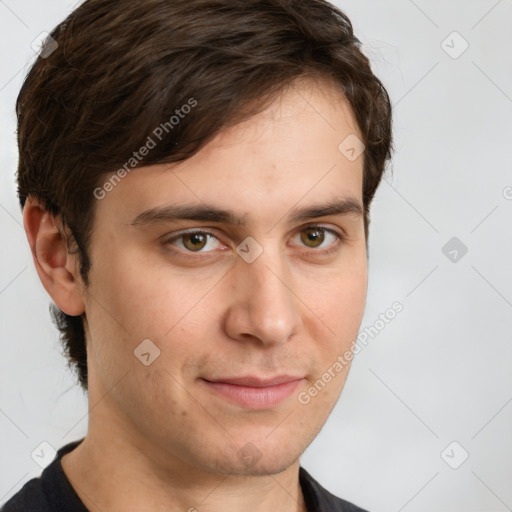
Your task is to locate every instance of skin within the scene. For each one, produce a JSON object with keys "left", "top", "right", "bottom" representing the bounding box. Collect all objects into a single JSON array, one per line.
[{"left": 23, "top": 76, "right": 367, "bottom": 512}]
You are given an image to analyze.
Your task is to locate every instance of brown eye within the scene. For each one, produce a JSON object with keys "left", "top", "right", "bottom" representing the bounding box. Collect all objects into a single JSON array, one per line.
[
  {"left": 294, "top": 226, "right": 343, "bottom": 253},
  {"left": 166, "top": 230, "right": 223, "bottom": 254},
  {"left": 182, "top": 233, "right": 208, "bottom": 251},
  {"left": 300, "top": 227, "right": 325, "bottom": 248}
]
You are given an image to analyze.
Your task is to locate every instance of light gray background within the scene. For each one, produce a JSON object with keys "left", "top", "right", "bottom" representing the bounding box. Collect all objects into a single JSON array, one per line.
[{"left": 1, "top": 1, "right": 511, "bottom": 511}]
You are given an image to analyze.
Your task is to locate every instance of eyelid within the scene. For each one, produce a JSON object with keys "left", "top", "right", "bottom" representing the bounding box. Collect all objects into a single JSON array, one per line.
[
  {"left": 164, "top": 228, "right": 224, "bottom": 251},
  {"left": 163, "top": 224, "right": 345, "bottom": 255},
  {"left": 289, "top": 224, "right": 345, "bottom": 252},
  {"left": 296, "top": 224, "right": 345, "bottom": 239}
]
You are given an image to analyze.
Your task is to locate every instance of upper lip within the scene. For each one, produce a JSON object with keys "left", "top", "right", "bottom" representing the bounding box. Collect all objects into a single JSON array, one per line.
[{"left": 203, "top": 375, "right": 304, "bottom": 387}]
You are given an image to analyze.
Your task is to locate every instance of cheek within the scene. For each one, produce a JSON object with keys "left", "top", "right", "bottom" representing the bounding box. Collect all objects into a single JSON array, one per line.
[
  {"left": 84, "top": 251, "right": 221, "bottom": 394},
  {"left": 329, "top": 277, "right": 367, "bottom": 334},
  {"left": 307, "top": 254, "right": 367, "bottom": 345},
  {"left": 297, "top": 265, "right": 366, "bottom": 415},
  {"left": 87, "top": 243, "right": 209, "bottom": 341}
]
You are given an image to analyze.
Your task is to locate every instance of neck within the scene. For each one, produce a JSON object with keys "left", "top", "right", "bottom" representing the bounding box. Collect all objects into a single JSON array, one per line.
[{"left": 61, "top": 421, "right": 307, "bottom": 512}]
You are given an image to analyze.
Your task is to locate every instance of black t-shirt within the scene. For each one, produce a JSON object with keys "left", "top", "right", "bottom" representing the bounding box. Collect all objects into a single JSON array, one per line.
[{"left": 1, "top": 440, "right": 369, "bottom": 512}]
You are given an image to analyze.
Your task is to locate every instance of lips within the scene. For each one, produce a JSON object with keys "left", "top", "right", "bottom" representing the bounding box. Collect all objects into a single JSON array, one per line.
[
  {"left": 201, "top": 375, "right": 304, "bottom": 409},
  {"left": 207, "top": 375, "right": 302, "bottom": 387}
]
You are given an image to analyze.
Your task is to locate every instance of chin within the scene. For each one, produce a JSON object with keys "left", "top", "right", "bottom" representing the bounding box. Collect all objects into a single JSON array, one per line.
[{"left": 200, "top": 437, "right": 305, "bottom": 477}]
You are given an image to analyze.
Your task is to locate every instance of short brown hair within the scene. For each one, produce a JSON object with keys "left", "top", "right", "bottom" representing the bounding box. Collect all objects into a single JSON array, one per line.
[{"left": 16, "top": 0, "right": 392, "bottom": 389}]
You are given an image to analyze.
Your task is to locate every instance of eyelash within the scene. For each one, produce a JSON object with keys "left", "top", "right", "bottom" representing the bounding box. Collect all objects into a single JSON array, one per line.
[{"left": 164, "top": 225, "right": 345, "bottom": 256}]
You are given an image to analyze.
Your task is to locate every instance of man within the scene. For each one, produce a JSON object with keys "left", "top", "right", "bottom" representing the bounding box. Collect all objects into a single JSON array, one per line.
[{"left": 2, "top": 0, "right": 392, "bottom": 510}]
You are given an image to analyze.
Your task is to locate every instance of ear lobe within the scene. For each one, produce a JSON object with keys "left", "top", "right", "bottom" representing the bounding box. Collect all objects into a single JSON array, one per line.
[{"left": 23, "top": 197, "right": 86, "bottom": 317}]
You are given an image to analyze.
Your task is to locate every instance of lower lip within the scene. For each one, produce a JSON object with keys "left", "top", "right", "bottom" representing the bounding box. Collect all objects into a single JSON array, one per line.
[{"left": 201, "top": 379, "right": 303, "bottom": 409}]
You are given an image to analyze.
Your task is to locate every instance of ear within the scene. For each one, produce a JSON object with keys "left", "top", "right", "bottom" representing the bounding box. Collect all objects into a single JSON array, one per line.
[{"left": 23, "top": 196, "right": 85, "bottom": 316}]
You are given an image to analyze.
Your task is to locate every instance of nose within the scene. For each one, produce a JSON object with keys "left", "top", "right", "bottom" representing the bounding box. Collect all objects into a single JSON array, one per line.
[{"left": 223, "top": 248, "right": 302, "bottom": 347}]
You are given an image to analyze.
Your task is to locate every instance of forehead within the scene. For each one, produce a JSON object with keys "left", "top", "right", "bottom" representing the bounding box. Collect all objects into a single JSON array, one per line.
[{"left": 96, "top": 76, "right": 364, "bottom": 226}]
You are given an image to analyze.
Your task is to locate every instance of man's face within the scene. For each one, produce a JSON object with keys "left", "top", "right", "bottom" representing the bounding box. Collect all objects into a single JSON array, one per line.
[{"left": 81, "top": 77, "right": 367, "bottom": 476}]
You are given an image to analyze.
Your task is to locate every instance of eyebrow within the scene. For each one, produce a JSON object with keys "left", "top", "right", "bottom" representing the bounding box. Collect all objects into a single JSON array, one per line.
[{"left": 129, "top": 197, "right": 364, "bottom": 228}]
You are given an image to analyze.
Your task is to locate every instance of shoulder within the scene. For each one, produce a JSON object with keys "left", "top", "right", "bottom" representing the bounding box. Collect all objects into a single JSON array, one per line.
[
  {"left": 1, "top": 440, "right": 86, "bottom": 512},
  {"left": 299, "top": 467, "right": 370, "bottom": 512},
  {"left": 1, "top": 473, "right": 51, "bottom": 512}
]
